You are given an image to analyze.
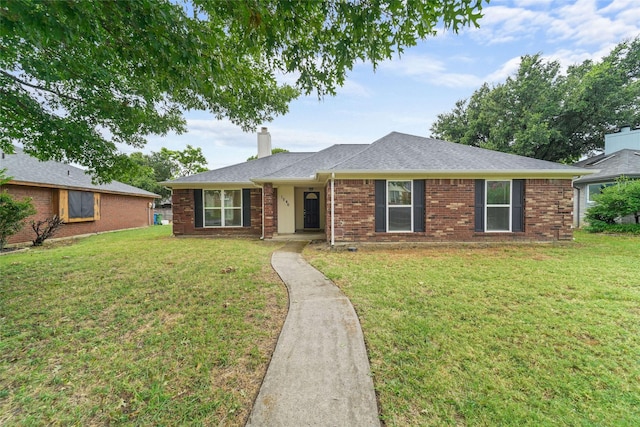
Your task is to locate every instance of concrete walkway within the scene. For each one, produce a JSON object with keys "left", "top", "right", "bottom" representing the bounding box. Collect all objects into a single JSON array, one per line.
[{"left": 246, "top": 242, "right": 380, "bottom": 427}]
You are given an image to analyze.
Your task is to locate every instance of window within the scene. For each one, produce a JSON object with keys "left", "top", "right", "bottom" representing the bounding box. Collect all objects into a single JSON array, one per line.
[
  {"left": 486, "top": 180, "right": 511, "bottom": 232},
  {"left": 58, "top": 190, "right": 100, "bottom": 222},
  {"left": 587, "top": 183, "right": 614, "bottom": 203},
  {"left": 387, "top": 180, "right": 412, "bottom": 232},
  {"left": 203, "top": 190, "right": 242, "bottom": 227},
  {"left": 375, "top": 180, "right": 425, "bottom": 233}
]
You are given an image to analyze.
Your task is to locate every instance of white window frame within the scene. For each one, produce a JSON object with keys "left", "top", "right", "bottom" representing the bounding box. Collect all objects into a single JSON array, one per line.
[
  {"left": 587, "top": 182, "right": 614, "bottom": 204},
  {"left": 485, "top": 180, "right": 512, "bottom": 232},
  {"left": 203, "top": 189, "right": 243, "bottom": 228},
  {"left": 386, "top": 180, "right": 413, "bottom": 233}
]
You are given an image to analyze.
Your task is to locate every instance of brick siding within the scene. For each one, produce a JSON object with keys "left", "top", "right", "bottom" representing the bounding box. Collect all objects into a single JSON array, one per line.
[
  {"left": 327, "top": 178, "right": 574, "bottom": 242},
  {"left": 4, "top": 184, "right": 155, "bottom": 245},
  {"left": 172, "top": 188, "right": 263, "bottom": 237}
]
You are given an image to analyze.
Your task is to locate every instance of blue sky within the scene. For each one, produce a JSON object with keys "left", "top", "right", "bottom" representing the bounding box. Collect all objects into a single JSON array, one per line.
[{"left": 144, "top": 0, "right": 640, "bottom": 170}]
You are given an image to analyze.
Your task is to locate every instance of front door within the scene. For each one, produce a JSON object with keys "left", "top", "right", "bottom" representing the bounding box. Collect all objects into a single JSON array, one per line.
[{"left": 303, "top": 192, "right": 320, "bottom": 229}]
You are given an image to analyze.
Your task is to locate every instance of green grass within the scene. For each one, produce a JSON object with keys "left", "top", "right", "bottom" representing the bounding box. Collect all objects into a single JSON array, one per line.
[
  {"left": 0, "top": 227, "right": 287, "bottom": 426},
  {"left": 306, "top": 232, "right": 640, "bottom": 426}
]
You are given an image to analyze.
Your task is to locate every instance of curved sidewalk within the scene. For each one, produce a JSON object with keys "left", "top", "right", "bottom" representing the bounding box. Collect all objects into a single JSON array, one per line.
[{"left": 246, "top": 242, "right": 380, "bottom": 426}]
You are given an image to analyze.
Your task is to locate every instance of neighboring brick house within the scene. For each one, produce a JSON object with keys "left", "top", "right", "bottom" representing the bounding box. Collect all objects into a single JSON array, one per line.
[
  {"left": 573, "top": 126, "right": 640, "bottom": 227},
  {"left": 164, "top": 130, "right": 593, "bottom": 244},
  {"left": 1, "top": 146, "right": 158, "bottom": 245}
]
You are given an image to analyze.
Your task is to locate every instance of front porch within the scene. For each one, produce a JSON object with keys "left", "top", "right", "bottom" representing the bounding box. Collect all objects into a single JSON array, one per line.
[{"left": 271, "top": 184, "right": 327, "bottom": 235}]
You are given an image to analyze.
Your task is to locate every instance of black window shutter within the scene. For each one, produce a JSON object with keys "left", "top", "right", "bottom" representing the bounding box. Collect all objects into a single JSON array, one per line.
[
  {"left": 375, "top": 180, "right": 386, "bottom": 232},
  {"left": 413, "top": 179, "right": 425, "bottom": 232},
  {"left": 194, "top": 189, "right": 203, "bottom": 228},
  {"left": 242, "top": 189, "right": 251, "bottom": 227},
  {"left": 474, "top": 180, "right": 485, "bottom": 232},
  {"left": 512, "top": 179, "right": 525, "bottom": 232}
]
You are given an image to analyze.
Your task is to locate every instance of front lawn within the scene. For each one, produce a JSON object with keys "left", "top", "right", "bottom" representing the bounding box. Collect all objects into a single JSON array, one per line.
[
  {"left": 0, "top": 227, "right": 287, "bottom": 426},
  {"left": 306, "top": 233, "right": 640, "bottom": 426}
]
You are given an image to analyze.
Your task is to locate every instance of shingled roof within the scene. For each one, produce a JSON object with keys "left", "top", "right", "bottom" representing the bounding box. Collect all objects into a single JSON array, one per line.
[
  {"left": 0, "top": 146, "right": 158, "bottom": 197},
  {"left": 164, "top": 132, "right": 591, "bottom": 187},
  {"left": 573, "top": 149, "right": 640, "bottom": 184},
  {"left": 166, "top": 152, "right": 314, "bottom": 185},
  {"left": 324, "top": 132, "right": 588, "bottom": 173}
]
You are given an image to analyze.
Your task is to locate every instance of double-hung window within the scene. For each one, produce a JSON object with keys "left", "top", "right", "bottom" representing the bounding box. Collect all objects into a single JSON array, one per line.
[
  {"left": 387, "top": 180, "right": 412, "bottom": 232},
  {"left": 204, "top": 190, "right": 242, "bottom": 227},
  {"left": 486, "top": 180, "right": 511, "bottom": 232}
]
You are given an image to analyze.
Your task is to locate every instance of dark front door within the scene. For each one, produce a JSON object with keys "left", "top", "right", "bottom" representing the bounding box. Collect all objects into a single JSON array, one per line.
[{"left": 304, "top": 192, "right": 320, "bottom": 229}]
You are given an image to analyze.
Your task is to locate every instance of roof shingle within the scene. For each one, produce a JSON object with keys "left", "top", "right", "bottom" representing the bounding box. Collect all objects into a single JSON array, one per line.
[{"left": 1, "top": 147, "right": 158, "bottom": 197}]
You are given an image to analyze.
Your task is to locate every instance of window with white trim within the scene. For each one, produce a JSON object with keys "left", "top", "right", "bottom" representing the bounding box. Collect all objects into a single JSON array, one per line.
[
  {"left": 485, "top": 180, "right": 511, "bottom": 232},
  {"left": 587, "top": 183, "right": 614, "bottom": 203},
  {"left": 387, "top": 180, "right": 412, "bottom": 232},
  {"left": 203, "top": 190, "right": 242, "bottom": 227}
]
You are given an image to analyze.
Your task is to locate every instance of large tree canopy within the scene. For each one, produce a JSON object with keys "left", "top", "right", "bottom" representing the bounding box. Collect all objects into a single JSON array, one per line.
[
  {"left": 430, "top": 37, "right": 640, "bottom": 163},
  {"left": 1, "top": 0, "right": 486, "bottom": 182},
  {"left": 116, "top": 145, "right": 208, "bottom": 198}
]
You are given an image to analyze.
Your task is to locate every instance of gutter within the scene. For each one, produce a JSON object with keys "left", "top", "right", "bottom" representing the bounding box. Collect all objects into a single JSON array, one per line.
[
  {"left": 6, "top": 179, "right": 160, "bottom": 198},
  {"left": 314, "top": 169, "right": 596, "bottom": 179},
  {"left": 331, "top": 173, "right": 335, "bottom": 247}
]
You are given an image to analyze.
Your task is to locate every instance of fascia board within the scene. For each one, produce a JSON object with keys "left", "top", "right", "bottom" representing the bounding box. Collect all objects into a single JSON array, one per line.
[
  {"left": 250, "top": 176, "right": 321, "bottom": 184},
  {"left": 164, "top": 181, "right": 255, "bottom": 189},
  {"left": 7, "top": 179, "right": 160, "bottom": 198},
  {"left": 315, "top": 169, "right": 597, "bottom": 179},
  {"left": 574, "top": 172, "right": 640, "bottom": 184}
]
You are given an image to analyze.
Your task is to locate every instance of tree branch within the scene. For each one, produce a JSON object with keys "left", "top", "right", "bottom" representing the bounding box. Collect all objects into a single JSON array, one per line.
[{"left": 0, "top": 70, "right": 83, "bottom": 104}]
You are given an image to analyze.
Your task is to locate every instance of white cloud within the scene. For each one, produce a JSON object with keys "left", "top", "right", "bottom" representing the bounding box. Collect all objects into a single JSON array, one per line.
[
  {"left": 474, "top": 0, "right": 639, "bottom": 50},
  {"left": 470, "top": 5, "right": 553, "bottom": 45},
  {"left": 379, "top": 54, "right": 482, "bottom": 88},
  {"left": 337, "top": 79, "right": 372, "bottom": 98},
  {"left": 484, "top": 56, "right": 523, "bottom": 83}
]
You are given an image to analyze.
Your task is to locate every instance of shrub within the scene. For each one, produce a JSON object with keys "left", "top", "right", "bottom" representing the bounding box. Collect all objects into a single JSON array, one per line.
[
  {"left": 31, "top": 215, "right": 64, "bottom": 246},
  {"left": 0, "top": 190, "right": 36, "bottom": 250},
  {"left": 585, "top": 177, "right": 640, "bottom": 230},
  {"left": 584, "top": 222, "right": 640, "bottom": 234}
]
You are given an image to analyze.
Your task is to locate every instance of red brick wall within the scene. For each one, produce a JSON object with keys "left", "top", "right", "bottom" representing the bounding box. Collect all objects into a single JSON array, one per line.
[
  {"left": 3, "top": 184, "right": 154, "bottom": 245},
  {"left": 172, "top": 188, "right": 262, "bottom": 237},
  {"left": 327, "top": 178, "right": 574, "bottom": 242},
  {"left": 263, "top": 184, "right": 276, "bottom": 239}
]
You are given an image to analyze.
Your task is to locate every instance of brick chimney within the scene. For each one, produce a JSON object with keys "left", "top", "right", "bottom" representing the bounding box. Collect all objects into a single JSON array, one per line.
[{"left": 257, "top": 127, "right": 272, "bottom": 159}]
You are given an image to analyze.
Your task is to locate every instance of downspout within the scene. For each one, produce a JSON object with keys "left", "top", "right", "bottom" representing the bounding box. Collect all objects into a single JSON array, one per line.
[
  {"left": 331, "top": 173, "right": 335, "bottom": 247},
  {"left": 572, "top": 184, "right": 580, "bottom": 228},
  {"left": 260, "top": 184, "right": 265, "bottom": 239}
]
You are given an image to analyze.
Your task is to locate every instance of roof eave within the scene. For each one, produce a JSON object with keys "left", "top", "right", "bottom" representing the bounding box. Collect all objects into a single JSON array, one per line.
[
  {"left": 164, "top": 181, "right": 256, "bottom": 189},
  {"left": 315, "top": 168, "right": 595, "bottom": 178},
  {"left": 251, "top": 176, "right": 320, "bottom": 184},
  {"left": 6, "top": 179, "right": 160, "bottom": 198},
  {"left": 574, "top": 172, "right": 640, "bottom": 184}
]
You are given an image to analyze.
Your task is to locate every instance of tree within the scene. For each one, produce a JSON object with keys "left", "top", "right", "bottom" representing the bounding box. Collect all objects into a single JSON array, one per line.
[
  {"left": 116, "top": 146, "right": 208, "bottom": 198},
  {"left": 166, "top": 145, "right": 208, "bottom": 177},
  {"left": 247, "top": 147, "right": 290, "bottom": 161},
  {"left": 1, "top": 0, "right": 486, "bottom": 182},
  {"left": 585, "top": 178, "right": 640, "bottom": 226},
  {"left": 431, "top": 37, "right": 640, "bottom": 163},
  {"left": 0, "top": 170, "right": 36, "bottom": 250}
]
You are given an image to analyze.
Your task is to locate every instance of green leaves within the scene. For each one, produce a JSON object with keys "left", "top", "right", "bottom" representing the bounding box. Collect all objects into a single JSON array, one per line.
[
  {"left": 115, "top": 145, "right": 208, "bottom": 198},
  {"left": 0, "top": 180, "right": 36, "bottom": 250},
  {"left": 431, "top": 37, "right": 640, "bottom": 163},
  {"left": 1, "top": 0, "right": 486, "bottom": 182},
  {"left": 585, "top": 178, "right": 640, "bottom": 226}
]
